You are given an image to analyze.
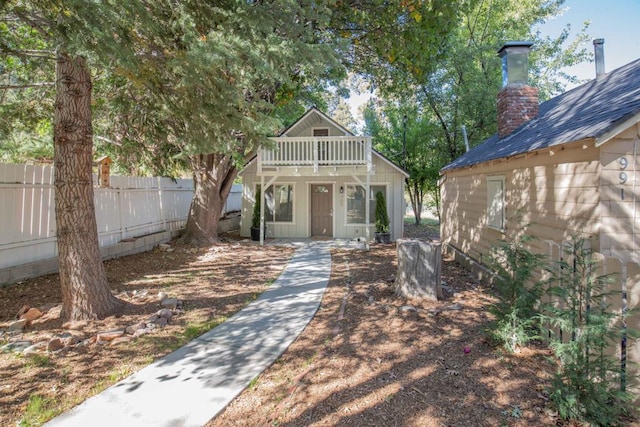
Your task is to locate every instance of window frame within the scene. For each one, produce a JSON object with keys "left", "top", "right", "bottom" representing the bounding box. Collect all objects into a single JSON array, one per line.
[
  {"left": 255, "top": 182, "right": 295, "bottom": 224},
  {"left": 343, "top": 183, "right": 389, "bottom": 226},
  {"left": 486, "top": 175, "right": 506, "bottom": 231}
]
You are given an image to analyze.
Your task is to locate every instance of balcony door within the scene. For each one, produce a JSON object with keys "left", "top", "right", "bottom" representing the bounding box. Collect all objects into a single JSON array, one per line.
[{"left": 311, "top": 184, "right": 333, "bottom": 237}]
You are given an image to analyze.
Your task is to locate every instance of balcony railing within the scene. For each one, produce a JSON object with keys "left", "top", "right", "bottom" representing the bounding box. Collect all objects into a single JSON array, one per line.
[{"left": 258, "top": 136, "right": 372, "bottom": 172}]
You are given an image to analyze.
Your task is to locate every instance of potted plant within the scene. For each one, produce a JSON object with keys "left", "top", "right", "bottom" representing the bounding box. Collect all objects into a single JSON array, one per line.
[
  {"left": 374, "top": 190, "right": 391, "bottom": 244},
  {"left": 250, "top": 188, "right": 263, "bottom": 241}
]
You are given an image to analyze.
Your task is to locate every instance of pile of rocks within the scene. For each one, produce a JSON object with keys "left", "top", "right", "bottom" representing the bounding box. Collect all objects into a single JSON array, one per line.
[{"left": 0, "top": 292, "right": 183, "bottom": 357}]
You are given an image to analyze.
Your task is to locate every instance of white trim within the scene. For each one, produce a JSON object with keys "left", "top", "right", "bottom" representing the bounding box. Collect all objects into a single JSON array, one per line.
[
  {"left": 373, "top": 150, "right": 409, "bottom": 177},
  {"left": 312, "top": 127, "right": 330, "bottom": 137},
  {"left": 343, "top": 182, "right": 389, "bottom": 226},
  {"left": 255, "top": 182, "right": 296, "bottom": 224},
  {"left": 486, "top": 175, "right": 506, "bottom": 231},
  {"left": 309, "top": 182, "right": 335, "bottom": 238},
  {"left": 595, "top": 112, "right": 640, "bottom": 146},
  {"left": 283, "top": 107, "right": 354, "bottom": 137}
]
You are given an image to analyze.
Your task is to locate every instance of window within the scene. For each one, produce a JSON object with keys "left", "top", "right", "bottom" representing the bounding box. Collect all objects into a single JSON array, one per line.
[
  {"left": 257, "top": 184, "right": 294, "bottom": 222},
  {"left": 487, "top": 176, "right": 505, "bottom": 230},
  {"left": 313, "top": 128, "right": 329, "bottom": 137},
  {"left": 346, "top": 184, "right": 386, "bottom": 224}
]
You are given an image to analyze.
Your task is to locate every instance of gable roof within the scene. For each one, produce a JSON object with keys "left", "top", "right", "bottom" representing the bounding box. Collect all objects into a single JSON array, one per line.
[
  {"left": 279, "top": 106, "right": 355, "bottom": 137},
  {"left": 442, "top": 57, "right": 640, "bottom": 172}
]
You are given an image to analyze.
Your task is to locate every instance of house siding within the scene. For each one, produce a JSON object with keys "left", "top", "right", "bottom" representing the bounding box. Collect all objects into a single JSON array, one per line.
[
  {"left": 599, "top": 124, "right": 640, "bottom": 263},
  {"left": 441, "top": 140, "right": 602, "bottom": 263},
  {"left": 241, "top": 155, "right": 405, "bottom": 241}
]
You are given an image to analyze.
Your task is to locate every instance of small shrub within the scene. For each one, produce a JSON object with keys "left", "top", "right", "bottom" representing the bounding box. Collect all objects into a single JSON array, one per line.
[
  {"left": 540, "top": 237, "right": 634, "bottom": 425},
  {"left": 487, "top": 233, "right": 546, "bottom": 352},
  {"left": 251, "top": 188, "right": 261, "bottom": 229},
  {"left": 374, "top": 191, "right": 389, "bottom": 233}
]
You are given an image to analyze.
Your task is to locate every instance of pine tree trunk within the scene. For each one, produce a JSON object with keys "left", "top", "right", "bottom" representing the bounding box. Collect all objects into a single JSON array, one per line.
[
  {"left": 54, "top": 52, "right": 124, "bottom": 321},
  {"left": 183, "top": 153, "right": 237, "bottom": 244}
]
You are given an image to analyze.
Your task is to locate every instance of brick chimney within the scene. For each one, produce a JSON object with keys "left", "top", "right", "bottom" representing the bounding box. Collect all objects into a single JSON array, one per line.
[{"left": 496, "top": 41, "right": 538, "bottom": 138}]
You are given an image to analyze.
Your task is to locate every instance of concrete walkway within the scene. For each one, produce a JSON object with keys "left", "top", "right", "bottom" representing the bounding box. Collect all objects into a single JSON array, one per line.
[{"left": 45, "top": 241, "right": 352, "bottom": 427}]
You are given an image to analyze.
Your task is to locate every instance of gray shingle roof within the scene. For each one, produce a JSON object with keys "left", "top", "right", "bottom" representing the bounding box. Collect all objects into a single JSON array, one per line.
[{"left": 442, "top": 57, "right": 640, "bottom": 172}]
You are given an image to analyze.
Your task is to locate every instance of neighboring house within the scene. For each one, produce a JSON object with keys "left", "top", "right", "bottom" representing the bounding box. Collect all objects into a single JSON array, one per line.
[
  {"left": 240, "top": 107, "right": 408, "bottom": 242},
  {"left": 440, "top": 40, "right": 640, "bottom": 265}
]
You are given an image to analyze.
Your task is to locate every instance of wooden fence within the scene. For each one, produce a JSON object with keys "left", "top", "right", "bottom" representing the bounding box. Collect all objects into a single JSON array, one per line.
[
  {"left": 544, "top": 240, "right": 640, "bottom": 401},
  {"left": 0, "top": 163, "right": 241, "bottom": 273}
]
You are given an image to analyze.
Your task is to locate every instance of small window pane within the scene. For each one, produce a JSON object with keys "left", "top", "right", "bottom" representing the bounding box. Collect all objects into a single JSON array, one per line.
[
  {"left": 487, "top": 177, "right": 505, "bottom": 229},
  {"left": 314, "top": 185, "right": 329, "bottom": 193},
  {"left": 257, "top": 184, "right": 294, "bottom": 223},
  {"left": 345, "top": 184, "right": 386, "bottom": 224}
]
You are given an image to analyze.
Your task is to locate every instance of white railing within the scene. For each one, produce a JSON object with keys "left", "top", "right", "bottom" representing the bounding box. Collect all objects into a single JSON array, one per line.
[{"left": 259, "top": 136, "right": 372, "bottom": 171}]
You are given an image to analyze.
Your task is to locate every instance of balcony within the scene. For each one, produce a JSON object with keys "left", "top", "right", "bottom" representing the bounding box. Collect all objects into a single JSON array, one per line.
[{"left": 258, "top": 136, "right": 372, "bottom": 174}]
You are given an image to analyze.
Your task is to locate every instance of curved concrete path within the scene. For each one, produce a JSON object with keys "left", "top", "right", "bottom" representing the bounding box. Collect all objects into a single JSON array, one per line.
[{"left": 45, "top": 241, "right": 350, "bottom": 427}]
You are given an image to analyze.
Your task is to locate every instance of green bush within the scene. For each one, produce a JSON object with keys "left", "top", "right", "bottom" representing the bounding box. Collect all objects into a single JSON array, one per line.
[
  {"left": 374, "top": 191, "right": 389, "bottom": 233},
  {"left": 487, "top": 233, "right": 546, "bottom": 352},
  {"left": 251, "top": 188, "right": 261, "bottom": 229},
  {"left": 540, "top": 238, "right": 634, "bottom": 425}
]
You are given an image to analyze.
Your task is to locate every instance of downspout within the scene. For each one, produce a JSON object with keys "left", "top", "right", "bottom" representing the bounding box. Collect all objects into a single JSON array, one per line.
[{"left": 634, "top": 132, "right": 638, "bottom": 257}]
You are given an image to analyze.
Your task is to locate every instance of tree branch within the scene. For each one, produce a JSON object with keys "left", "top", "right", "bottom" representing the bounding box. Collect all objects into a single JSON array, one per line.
[{"left": 0, "top": 82, "right": 54, "bottom": 89}]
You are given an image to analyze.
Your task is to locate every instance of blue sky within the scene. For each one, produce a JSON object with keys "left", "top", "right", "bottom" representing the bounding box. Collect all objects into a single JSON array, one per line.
[{"left": 538, "top": 0, "right": 640, "bottom": 83}]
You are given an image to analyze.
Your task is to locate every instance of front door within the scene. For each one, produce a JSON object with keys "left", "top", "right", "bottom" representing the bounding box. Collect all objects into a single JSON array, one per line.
[{"left": 311, "top": 184, "right": 333, "bottom": 237}]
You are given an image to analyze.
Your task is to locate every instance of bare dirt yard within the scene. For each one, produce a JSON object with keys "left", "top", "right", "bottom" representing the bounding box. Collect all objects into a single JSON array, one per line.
[{"left": 1, "top": 225, "right": 637, "bottom": 426}]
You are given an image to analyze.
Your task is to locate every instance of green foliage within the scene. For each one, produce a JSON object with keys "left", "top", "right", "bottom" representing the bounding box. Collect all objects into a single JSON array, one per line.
[
  {"left": 18, "top": 394, "right": 58, "bottom": 426},
  {"left": 540, "top": 238, "right": 633, "bottom": 425},
  {"left": 251, "top": 188, "right": 261, "bottom": 229},
  {"left": 487, "top": 233, "right": 546, "bottom": 352},
  {"left": 374, "top": 190, "right": 389, "bottom": 233}
]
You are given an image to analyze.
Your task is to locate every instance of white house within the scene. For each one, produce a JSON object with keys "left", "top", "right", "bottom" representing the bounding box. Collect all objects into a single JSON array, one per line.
[{"left": 240, "top": 107, "right": 409, "bottom": 243}]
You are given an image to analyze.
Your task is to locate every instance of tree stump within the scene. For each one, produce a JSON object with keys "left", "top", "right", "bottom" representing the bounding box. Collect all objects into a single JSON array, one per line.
[{"left": 395, "top": 239, "right": 442, "bottom": 301}]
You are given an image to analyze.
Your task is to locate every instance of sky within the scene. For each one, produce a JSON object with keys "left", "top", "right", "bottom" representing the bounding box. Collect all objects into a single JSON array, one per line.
[
  {"left": 349, "top": 0, "right": 640, "bottom": 121},
  {"left": 540, "top": 0, "right": 640, "bottom": 84}
]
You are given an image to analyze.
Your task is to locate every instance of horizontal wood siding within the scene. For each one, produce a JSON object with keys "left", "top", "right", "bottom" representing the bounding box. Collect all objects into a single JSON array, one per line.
[
  {"left": 599, "top": 124, "right": 640, "bottom": 263},
  {"left": 241, "top": 155, "right": 405, "bottom": 240},
  {"left": 441, "top": 141, "right": 602, "bottom": 265}
]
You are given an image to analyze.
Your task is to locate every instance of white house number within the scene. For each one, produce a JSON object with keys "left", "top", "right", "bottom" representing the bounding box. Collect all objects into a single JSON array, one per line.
[{"left": 619, "top": 157, "right": 628, "bottom": 200}]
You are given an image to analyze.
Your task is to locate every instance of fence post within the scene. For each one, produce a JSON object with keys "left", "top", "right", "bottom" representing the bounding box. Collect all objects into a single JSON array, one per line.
[{"left": 158, "top": 177, "right": 166, "bottom": 232}]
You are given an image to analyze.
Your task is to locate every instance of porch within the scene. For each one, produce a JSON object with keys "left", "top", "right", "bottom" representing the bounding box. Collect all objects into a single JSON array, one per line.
[{"left": 257, "top": 136, "right": 373, "bottom": 174}]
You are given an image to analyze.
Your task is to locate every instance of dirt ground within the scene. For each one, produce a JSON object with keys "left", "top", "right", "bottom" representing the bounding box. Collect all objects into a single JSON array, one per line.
[{"left": 0, "top": 225, "right": 637, "bottom": 426}]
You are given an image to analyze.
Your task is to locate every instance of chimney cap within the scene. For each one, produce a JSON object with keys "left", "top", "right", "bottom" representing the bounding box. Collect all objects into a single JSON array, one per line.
[{"left": 498, "top": 41, "right": 533, "bottom": 57}]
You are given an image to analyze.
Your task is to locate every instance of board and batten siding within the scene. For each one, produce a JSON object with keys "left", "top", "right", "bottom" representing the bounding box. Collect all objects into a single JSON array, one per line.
[
  {"left": 441, "top": 140, "right": 602, "bottom": 263},
  {"left": 241, "top": 154, "right": 405, "bottom": 240},
  {"left": 599, "top": 124, "right": 640, "bottom": 264}
]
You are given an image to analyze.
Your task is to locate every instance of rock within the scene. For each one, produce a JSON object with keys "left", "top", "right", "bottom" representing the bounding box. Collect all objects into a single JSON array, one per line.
[
  {"left": 23, "top": 342, "right": 47, "bottom": 355},
  {"left": 155, "top": 317, "right": 168, "bottom": 327},
  {"left": 42, "top": 305, "right": 62, "bottom": 320},
  {"left": 15, "top": 305, "right": 31, "bottom": 319},
  {"left": 399, "top": 305, "right": 417, "bottom": 312},
  {"left": 159, "top": 243, "right": 172, "bottom": 251},
  {"left": 7, "top": 319, "right": 27, "bottom": 332},
  {"left": 110, "top": 336, "right": 132, "bottom": 346},
  {"left": 160, "top": 298, "right": 178, "bottom": 310},
  {"left": 1, "top": 340, "right": 33, "bottom": 353},
  {"left": 157, "top": 309, "right": 173, "bottom": 320},
  {"left": 20, "top": 308, "right": 43, "bottom": 322},
  {"left": 125, "top": 322, "right": 147, "bottom": 335},
  {"left": 63, "top": 320, "right": 89, "bottom": 330},
  {"left": 133, "top": 289, "right": 149, "bottom": 299},
  {"left": 63, "top": 335, "right": 81, "bottom": 347},
  {"left": 96, "top": 330, "right": 125, "bottom": 342},
  {"left": 157, "top": 291, "right": 168, "bottom": 302},
  {"left": 133, "top": 328, "right": 150, "bottom": 338},
  {"left": 444, "top": 303, "right": 462, "bottom": 311},
  {"left": 146, "top": 314, "right": 159, "bottom": 323},
  {"left": 47, "top": 338, "right": 64, "bottom": 352},
  {"left": 395, "top": 239, "right": 443, "bottom": 301}
]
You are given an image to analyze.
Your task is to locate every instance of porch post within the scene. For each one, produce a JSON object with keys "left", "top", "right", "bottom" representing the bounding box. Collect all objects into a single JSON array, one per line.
[
  {"left": 260, "top": 175, "right": 265, "bottom": 246},
  {"left": 365, "top": 172, "right": 370, "bottom": 250}
]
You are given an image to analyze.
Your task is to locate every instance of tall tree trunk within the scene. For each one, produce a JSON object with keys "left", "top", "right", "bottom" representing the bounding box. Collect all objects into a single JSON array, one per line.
[
  {"left": 54, "top": 52, "right": 124, "bottom": 321},
  {"left": 183, "top": 153, "right": 237, "bottom": 245}
]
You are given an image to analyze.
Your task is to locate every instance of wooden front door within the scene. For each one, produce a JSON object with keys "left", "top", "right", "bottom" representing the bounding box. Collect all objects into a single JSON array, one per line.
[{"left": 311, "top": 184, "right": 333, "bottom": 237}]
